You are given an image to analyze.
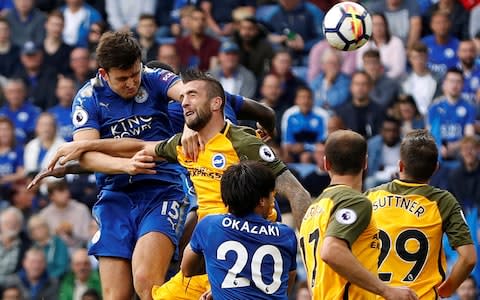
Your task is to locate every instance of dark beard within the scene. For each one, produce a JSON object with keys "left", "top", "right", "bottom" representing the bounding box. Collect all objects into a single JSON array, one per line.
[{"left": 186, "top": 110, "right": 212, "bottom": 132}]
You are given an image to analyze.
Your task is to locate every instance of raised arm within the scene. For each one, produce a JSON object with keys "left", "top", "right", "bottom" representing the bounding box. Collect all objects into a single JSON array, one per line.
[
  {"left": 238, "top": 98, "right": 276, "bottom": 139},
  {"left": 274, "top": 170, "right": 311, "bottom": 229}
]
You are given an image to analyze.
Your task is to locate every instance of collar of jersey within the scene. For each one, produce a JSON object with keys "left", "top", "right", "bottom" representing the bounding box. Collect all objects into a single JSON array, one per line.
[
  {"left": 393, "top": 179, "right": 427, "bottom": 187},
  {"left": 323, "top": 184, "right": 349, "bottom": 192}
]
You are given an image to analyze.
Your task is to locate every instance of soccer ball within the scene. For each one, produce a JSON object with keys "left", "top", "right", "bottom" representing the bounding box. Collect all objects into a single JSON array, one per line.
[{"left": 323, "top": 1, "right": 372, "bottom": 51}]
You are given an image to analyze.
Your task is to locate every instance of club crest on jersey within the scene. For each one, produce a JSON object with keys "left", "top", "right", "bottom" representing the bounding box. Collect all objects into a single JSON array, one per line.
[
  {"left": 17, "top": 112, "right": 29, "bottom": 122},
  {"left": 135, "top": 87, "right": 149, "bottom": 103},
  {"left": 335, "top": 208, "right": 357, "bottom": 225},
  {"left": 259, "top": 145, "right": 275, "bottom": 162},
  {"left": 72, "top": 107, "right": 89, "bottom": 127},
  {"left": 456, "top": 106, "right": 467, "bottom": 117},
  {"left": 212, "top": 153, "right": 226, "bottom": 169}
]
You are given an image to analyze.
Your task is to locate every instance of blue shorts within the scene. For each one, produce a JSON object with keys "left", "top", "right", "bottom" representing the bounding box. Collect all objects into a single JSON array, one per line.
[
  {"left": 88, "top": 184, "right": 184, "bottom": 259},
  {"left": 175, "top": 172, "right": 197, "bottom": 240}
]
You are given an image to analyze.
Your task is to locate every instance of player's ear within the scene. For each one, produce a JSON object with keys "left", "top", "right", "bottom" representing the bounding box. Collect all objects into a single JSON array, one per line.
[
  {"left": 363, "top": 155, "right": 368, "bottom": 171},
  {"left": 323, "top": 156, "right": 330, "bottom": 171},
  {"left": 210, "top": 97, "right": 222, "bottom": 111},
  {"left": 398, "top": 160, "right": 404, "bottom": 173},
  {"left": 99, "top": 68, "right": 108, "bottom": 80}
]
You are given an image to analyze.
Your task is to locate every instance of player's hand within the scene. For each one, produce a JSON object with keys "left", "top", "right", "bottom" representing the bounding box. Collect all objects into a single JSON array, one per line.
[
  {"left": 124, "top": 150, "right": 157, "bottom": 175},
  {"left": 47, "top": 141, "right": 89, "bottom": 171},
  {"left": 383, "top": 286, "right": 418, "bottom": 300},
  {"left": 438, "top": 280, "right": 453, "bottom": 298},
  {"left": 256, "top": 122, "right": 275, "bottom": 143},
  {"left": 27, "top": 166, "right": 67, "bottom": 190},
  {"left": 200, "top": 290, "right": 213, "bottom": 300},
  {"left": 181, "top": 126, "right": 205, "bottom": 162}
]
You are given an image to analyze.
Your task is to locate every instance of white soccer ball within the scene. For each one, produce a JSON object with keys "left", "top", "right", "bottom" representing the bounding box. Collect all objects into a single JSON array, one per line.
[{"left": 323, "top": 1, "right": 372, "bottom": 51}]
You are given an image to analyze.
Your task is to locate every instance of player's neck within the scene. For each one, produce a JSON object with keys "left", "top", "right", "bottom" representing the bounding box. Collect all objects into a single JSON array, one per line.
[
  {"left": 198, "top": 117, "right": 226, "bottom": 142},
  {"left": 329, "top": 174, "right": 363, "bottom": 192}
]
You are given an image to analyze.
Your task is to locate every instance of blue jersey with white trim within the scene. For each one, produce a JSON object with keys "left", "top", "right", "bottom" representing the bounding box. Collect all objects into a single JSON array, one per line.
[
  {"left": 71, "top": 67, "right": 184, "bottom": 190},
  {"left": 190, "top": 213, "right": 297, "bottom": 300}
]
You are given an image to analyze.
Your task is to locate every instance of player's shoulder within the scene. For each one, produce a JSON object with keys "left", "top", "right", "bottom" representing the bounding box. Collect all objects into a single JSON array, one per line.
[
  {"left": 142, "top": 66, "right": 177, "bottom": 85},
  {"left": 324, "top": 185, "right": 369, "bottom": 204}
]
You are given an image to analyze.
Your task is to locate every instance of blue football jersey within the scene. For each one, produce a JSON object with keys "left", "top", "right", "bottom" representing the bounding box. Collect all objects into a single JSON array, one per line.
[
  {"left": 281, "top": 106, "right": 329, "bottom": 147},
  {"left": 190, "top": 213, "right": 297, "bottom": 300},
  {"left": 460, "top": 65, "right": 480, "bottom": 104},
  {"left": 422, "top": 35, "right": 459, "bottom": 78},
  {"left": 48, "top": 105, "right": 74, "bottom": 142},
  {"left": 0, "top": 146, "right": 23, "bottom": 177},
  {"left": 167, "top": 92, "right": 244, "bottom": 134},
  {"left": 0, "top": 102, "right": 40, "bottom": 145},
  {"left": 428, "top": 97, "right": 476, "bottom": 143},
  {"left": 71, "top": 66, "right": 185, "bottom": 190}
]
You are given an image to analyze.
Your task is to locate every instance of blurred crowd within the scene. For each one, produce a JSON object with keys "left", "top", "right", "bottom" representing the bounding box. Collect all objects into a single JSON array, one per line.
[{"left": 0, "top": 0, "right": 479, "bottom": 299}]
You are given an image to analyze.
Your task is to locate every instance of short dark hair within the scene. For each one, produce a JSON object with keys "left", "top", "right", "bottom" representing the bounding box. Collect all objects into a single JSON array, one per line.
[
  {"left": 47, "top": 10, "right": 64, "bottom": 21},
  {"left": 180, "top": 69, "right": 226, "bottom": 110},
  {"left": 400, "top": 129, "right": 438, "bottom": 182},
  {"left": 81, "top": 288, "right": 101, "bottom": 300},
  {"left": 382, "top": 115, "right": 401, "bottom": 128},
  {"left": 0, "top": 16, "right": 9, "bottom": 27},
  {"left": 221, "top": 161, "right": 276, "bottom": 217},
  {"left": 96, "top": 31, "right": 141, "bottom": 71},
  {"left": 295, "top": 85, "right": 313, "bottom": 98},
  {"left": 363, "top": 49, "right": 381, "bottom": 60},
  {"left": 351, "top": 70, "right": 373, "bottom": 85},
  {"left": 325, "top": 130, "right": 367, "bottom": 175},
  {"left": 47, "top": 179, "right": 69, "bottom": 195},
  {"left": 444, "top": 67, "right": 464, "bottom": 81},
  {"left": 145, "top": 60, "right": 176, "bottom": 74},
  {"left": 138, "top": 14, "right": 156, "bottom": 23}
]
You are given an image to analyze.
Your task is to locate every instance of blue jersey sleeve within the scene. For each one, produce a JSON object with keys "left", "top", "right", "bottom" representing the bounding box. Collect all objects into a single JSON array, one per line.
[
  {"left": 144, "top": 67, "right": 180, "bottom": 102},
  {"left": 225, "top": 92, "right": 244, "bottom": 115},
  {"left": 15, "top": 146, "right": 24, "bottom": 168},
  {"left": 167, "top": 101, "right": 185, "bottom": 134},
  {"left": 283, "top": 115, "right": 297, "bottom": 144},
  {"left": 189, "top": 216, "right": 210, "bottom": 255},
  {"left": 71, "top": 84, "right": 100, "bottom": 133},
  {"left": 466, "top": 103, "right": 476, "bottom": 125}
]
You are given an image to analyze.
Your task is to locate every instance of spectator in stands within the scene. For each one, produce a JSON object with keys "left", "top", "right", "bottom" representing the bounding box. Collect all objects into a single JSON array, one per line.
[
  {"left": 0, "top": 284, "right": 23, "bottom": 300},
  {"left": 310, "top": 48, "right": 350, "bottom": 109},
  {"left": 281, "top": 86, "right": 329, "bottom": 163},
  {"left": 81, "top": 288, "right": 101, "bottom": 300},
  {"left": 448, "top": 136, "right": 480, "bottom": 210},
  {"left": 232, "top": 16, "right": 273, "bottom": 78},
  {"left": 457, "top": 40, "right": 480, "bottom": 104},
  {"left": 423, "top": 0, "right": 470, "bottom": 41},
  {"left": 470, "top": 5, "right": 480, "bottom": 39},
  {"left": 422, "top": 10, "right": 460, "bottom": 79},
  {"left": 105, "top": 0, "right": 155, "bottom": 32},
  {"left": 395, "top": 94, "right": 425, "bottom": 136},
  {"left": 266, "top": 0, "right": 320, "bottom": 57},
  {"left": 209, "top": 41, "right": 256, "bottom": 98},
  {"left": 136, "top": 14, "right": 159, "bottom": 63},
  {"left": 175, "top": 7, "right": 220, "bottom": 71},
  {"left": 259, "top": 74, "right": 288, "bottom": 145},
  {"left": 27, "top": 214, "right": 69, "bottom": 280},
  {"left": 0, "top": 0, "right": 13, "bottom": 15},
  {"left": 47, "top": 77, "right": 75, "bottom": 142},
  {"left": 43, "top": 10, "right": 72, "bottom": 76},
  {"left": 0, "top": 79, "right": 40, "bottom": 145},
  {"left": 402, "top": 42, "right": 439, "bottom": 115},
  {"left": 170, "top": 4, "right": 195, "bottom": 38},
  {"left": 59, "top": 248, "right": 101, "bottom": 300},
  {"left": 269, "top": 49, "right": 306, "bottom": 107},
  {"left": 13, "top": 41, "right": 57, "bottom": 110},
  {"left": 456, "top": 275, "right": 478, "bottom": 300},
  {"left": 365, "top": 117, "right": 402, "bottom": 189},
  {"left": 69, "top": 47, "right": 94, "bottom": 90},
  {"left": 367, "top": 0, "right": 422, "bottom": 49},
  {"left": 39, "top": 180, "right": 92, "bottom": 252},
  {"left": 86, "top": 21, "right": 106, "bottom": 54},
  {"left": 4, "top": 247, "right": 58, "bottom": 299},
  {"left": 428, "top": 68, "right": 476, "bottom": 161},
  {"left": 301, "top": 142, "right": 330, "bottom": 198},
  {"left": 202, "top": 0, "right": 255, "bottom": 35},
  {"left": 24, "top": 113, "right": 65, "bottom": 175},
  {"left": 60, "top": 0, "right": 102, "bottom": 48},
  {"left": 5, "top": 0, "right": 46, "bottom": 47},
  {"left": 355, "top": 13, "right": 406, "bottom": 80},
  {"left": 308, "top": 40, "right": 356, "bottom": 82},
  {"left": 335, "top": 71, "right": 384, "bottom": 139},
  {"left": 361, "top": 49, "right": 400, "bottom": 112},
  {"left": 326, "top": 114, "right": 346, "bottom": 136},
  {"left": 157, "top": 44, "right": 180, "bottom": 73},
  {"left": 0, "top": 117, "right": 24, "bottom": 203},
  {"left": 0, "top": 207, "right": 30, "bottom": 286},
  {"left": 0, "top": 17, "right": 20, "bottom": 78}
]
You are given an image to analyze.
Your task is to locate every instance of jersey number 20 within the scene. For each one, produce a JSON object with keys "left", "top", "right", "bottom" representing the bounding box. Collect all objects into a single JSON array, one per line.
[{"left": 217, "top": 241, "right": 283, "bottom": 294}]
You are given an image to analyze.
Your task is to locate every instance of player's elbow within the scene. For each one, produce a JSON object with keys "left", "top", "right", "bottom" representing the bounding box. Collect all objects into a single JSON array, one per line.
[
  {"left": 320, "top": 237, "right": 339, "bottom": 265},
  {"left": 458, "top": 244, "right": 477, "bottom": 272}
]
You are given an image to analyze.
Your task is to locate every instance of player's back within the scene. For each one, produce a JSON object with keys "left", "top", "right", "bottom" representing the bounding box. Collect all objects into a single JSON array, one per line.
[
  {"left": 192, "top": 213, "right": 297, "bottom": 300},
  {"left": 300, "top": 185, "right": 379, "bottom": 300},
  {"left": 366, "top": 179, "right": 471, "bottom": 299}
]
